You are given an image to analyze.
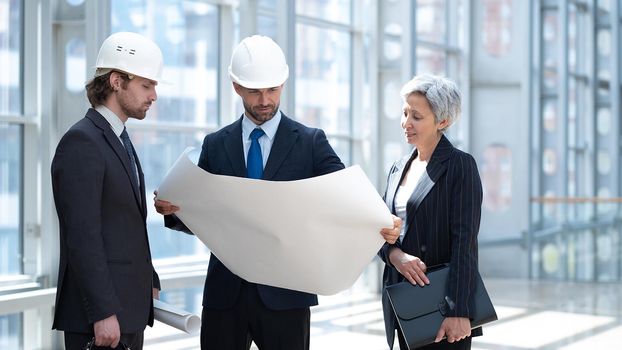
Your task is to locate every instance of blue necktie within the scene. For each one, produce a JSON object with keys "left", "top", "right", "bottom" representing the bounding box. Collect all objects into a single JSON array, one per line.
[
  {"left": 247, "top": 128, "right": 265, "bottom": 179},
  {"left": 120, "top": 127, "right": 140, "bottom": 191}
]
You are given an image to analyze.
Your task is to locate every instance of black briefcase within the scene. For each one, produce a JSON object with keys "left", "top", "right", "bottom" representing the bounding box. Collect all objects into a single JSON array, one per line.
[{"left": 384, "top": 264, "right": 497, "bottom": 349}]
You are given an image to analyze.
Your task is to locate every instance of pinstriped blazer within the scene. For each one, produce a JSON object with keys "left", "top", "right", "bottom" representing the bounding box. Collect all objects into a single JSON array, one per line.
[{"left": 378, "top": 135, "right": 483, "bottom": 349}]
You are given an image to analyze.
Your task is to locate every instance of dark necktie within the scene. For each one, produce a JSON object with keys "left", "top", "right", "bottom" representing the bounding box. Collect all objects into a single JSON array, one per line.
[
  {"left": 120, "top": 127, "right": 140, "bottom": 191},
  {"left": 247, "top": 128, "right": 265, "bottom": 179}
]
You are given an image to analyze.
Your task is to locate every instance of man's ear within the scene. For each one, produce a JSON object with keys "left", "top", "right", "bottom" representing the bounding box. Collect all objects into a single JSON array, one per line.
[
  {"left": 109, "top": 71, "right": 121, "bottom": 91},
  {"left": 232, "top": 82, "right": 243, "bottom": 96}
]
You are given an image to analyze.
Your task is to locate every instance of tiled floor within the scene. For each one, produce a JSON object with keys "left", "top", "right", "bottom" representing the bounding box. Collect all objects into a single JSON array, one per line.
[{"left": 144, "top": 278, "right": 622, "bottom": 349}]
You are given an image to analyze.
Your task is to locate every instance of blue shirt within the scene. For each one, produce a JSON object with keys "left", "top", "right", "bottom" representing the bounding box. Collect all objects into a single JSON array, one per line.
[{"left": 241, "top": 111, "right": 282, "bottom": 168}]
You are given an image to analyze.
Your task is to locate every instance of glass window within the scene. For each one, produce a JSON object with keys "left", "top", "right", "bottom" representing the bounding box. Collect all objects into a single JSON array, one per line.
[
  {"left": 328, "top": 137, "right": 351, "bottom": 166},
  {"left": 257, "top": 15, "right": 278, "bottom": 41},
  {"left": 568, "top": 5, "right": 577, "bottom": 71},
  {"left": 0, "top": 124, "right": 21, "bottom": 275},
  {"left": 65, "top": 38, "right": 86, "bottom": 94},
  {"left": 111, "top": 0, "right": 219, "bottom": 261},
  {"left": 596, "top": 187, "right": 614, "bottom": 216},
  {"left": 131, "top": 130, "right": 208, "bottom": 258},
  {"left": 0, "top": 0, "right": 22, "bottom": 277},
  {"left": 296, "top": 0, "right": 351, "bottom": 24},
  {"left": 416, "top": 46, "right": 446, "bottom": 75},
  {"left": 542, "top": 11, "right": 558, "bottom": 70},
  {"left": 543, "top": 100, "right": 557, "bottom": 132},
  {"left": 112, "top": 0, "right": 219, "bottom": 127},
  {"left": 0, "top": 0, "right": 21, "bottom": 114},
  {"left": 596, "top": 151, "right": 611, "bottom": 175},
  {"left": 481, "top": 0, "right": 512, "bottom": 56},
  {"left": 596, "top": 108, "right": 610, "bottom": 136},
  {"left": 542, "top": 149, "right": 557, "bottom": 175},
  {"left": 383, "top": 23, "right": 402, "bottom": 61},
  {"left": 481, "top": 144, "right": 512, "bottom": 212},
  {"left": 295, "top": 24, "right": 351, "bottom": 135},
  {"left": 258, "top": 0, "right": 277, "bottom": 10},
  {"left": 416, "top": 0, "right": 446, "bottom": 44},
  {"left": 0, "top": 314, "right": 21, "bottom": 349}
]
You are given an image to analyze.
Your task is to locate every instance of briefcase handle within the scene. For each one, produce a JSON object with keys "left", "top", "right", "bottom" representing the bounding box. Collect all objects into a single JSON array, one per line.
[{"left": 84, "top": 337, "right": 130, "bottom": 350}]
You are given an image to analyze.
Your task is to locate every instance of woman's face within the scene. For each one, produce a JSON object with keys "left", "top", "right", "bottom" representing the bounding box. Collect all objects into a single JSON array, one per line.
[{"left": 400, "top": 93, "right": 447, "bottom": 146}]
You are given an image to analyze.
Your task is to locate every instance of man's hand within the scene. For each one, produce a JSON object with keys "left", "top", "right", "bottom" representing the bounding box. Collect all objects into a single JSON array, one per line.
[
  {"left": 379, "top": 215, "right": 402, "bottom": 244},
  {"left": 435, "top": 317, "right": 471, "bottom": 343},
  {"left": 388, "top": 248, "right": 429, "bottom": 286},
  {"left": 94, "top": 314, "right": 121, "bottom": 348},
  {"left": 153, "top": 288, "right": 160, "bottom": 300},
  {"left": 153, "top": 190, "right": 180, "bottom": 216}
]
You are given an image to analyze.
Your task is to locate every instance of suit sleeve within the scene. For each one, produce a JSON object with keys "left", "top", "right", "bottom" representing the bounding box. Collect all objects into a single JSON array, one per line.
[
  {"left": 311, "top": 129, "right": 345, "bottom": 175},
  {"left": 152, "top": 268, "right": 161, "bottom": 290},
  {"left": 52, "top": 130, "right": 121, "bottom": 323},
  {"left": 446, "top": 153, "right": 482, "bottom": 318},
  {"left": 164, "top": 214, "right": 191, "bottom": 233}
]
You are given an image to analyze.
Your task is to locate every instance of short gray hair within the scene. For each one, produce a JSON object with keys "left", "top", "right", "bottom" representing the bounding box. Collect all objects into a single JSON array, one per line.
[{"left": 400, "top": 74, "right": 461, "bottom": 131}]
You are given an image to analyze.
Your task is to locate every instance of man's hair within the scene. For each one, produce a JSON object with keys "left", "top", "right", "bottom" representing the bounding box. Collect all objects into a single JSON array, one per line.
[{"left": 85, "top": 71, "right": 131, "bottom": 107}]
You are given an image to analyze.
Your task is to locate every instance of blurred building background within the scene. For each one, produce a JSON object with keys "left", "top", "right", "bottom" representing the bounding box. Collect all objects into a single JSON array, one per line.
[{"left": 1, "top": 0, "right": 622, "bottom": 348}]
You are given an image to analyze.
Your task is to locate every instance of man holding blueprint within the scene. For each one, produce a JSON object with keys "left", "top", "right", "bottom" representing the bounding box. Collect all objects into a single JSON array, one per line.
[{"left": 154, "top": 35, "right": 401, "bottom": 350}]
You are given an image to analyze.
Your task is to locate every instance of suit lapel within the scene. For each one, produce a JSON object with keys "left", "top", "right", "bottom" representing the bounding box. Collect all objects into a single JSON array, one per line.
[
  {"left": 223, "top": 118, "right": 248, "bottom": 177},
  {"left": 86, "top": 109, "right": 143, "bottom": 210},
  {"left": 404, "top": 135, "right": 454, "bottom": 228},
  {"left": 385, "top": 148, "right": 416, "bottom": 213},
  {"left": 263, "top": 115, "right": 299, "bottom": 180}
]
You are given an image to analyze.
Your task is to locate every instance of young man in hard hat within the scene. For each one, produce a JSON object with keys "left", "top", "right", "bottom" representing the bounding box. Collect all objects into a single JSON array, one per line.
[
  {"left": 51, "top": 32, "right": 163, "bottom": 350},
  {"left": 155, "top": 35, "right": 346, "bottom": 349}
]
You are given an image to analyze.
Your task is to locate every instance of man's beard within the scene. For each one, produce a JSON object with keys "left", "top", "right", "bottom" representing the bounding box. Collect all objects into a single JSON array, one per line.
[
  {"left": 121, "top": 104, "right": 148, "bottom": 120},
  {"left": 118, "top": 89, "right": 150, "bottom": 120},
  {"left": 244, "top": 102, "right": 279, "bottom": 124}
]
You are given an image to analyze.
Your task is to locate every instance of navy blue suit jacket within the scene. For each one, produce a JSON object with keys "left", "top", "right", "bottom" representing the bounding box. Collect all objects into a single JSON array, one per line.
[
  {"left": 52, "top": 109, "right": 159, "bottom": 333},
  {"left": 378, "top": 135, "right": 483, "bottom": 348},
  {"left": 166, "top": 114, "right": 344, "bottom": 310}
]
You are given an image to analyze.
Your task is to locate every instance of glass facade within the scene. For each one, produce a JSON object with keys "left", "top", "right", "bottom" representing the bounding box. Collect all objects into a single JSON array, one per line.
[
  {"left": 108, "top": 0, "right": 220, "bottom": 316},
  {"left": 531, "top": 0, "right": 622, "bottom": 281},
  {"left": 0, "top": 0, "right": 22, "bottom": 276},
  {"left": 0, "top": 314, "right": 21, "bottom": 349},
  {"left": 111, "top": 0, "right": 219, "bottom": 264}
]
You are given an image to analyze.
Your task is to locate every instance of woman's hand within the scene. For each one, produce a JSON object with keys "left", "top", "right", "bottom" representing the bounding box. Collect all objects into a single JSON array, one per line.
[
  {"left": 435, "top": 317, "right": 471, "bottom": 343},
  {"left": 380, "top": 215, "right": 402, "bottom": 244},
  {"left": 388, "top": 248, "right": 429, "bottom": 286},
  {"left": 153, "top": 190, "right": 180, "bottom": 216}
]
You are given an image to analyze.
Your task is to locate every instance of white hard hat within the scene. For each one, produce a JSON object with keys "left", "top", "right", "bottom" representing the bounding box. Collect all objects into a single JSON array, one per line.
[
  {"left": 228, "top": 35, "right": 289, "bottom": 89},
  {"left": 94, "top": 32, "right": 164, "bottom": 83}
]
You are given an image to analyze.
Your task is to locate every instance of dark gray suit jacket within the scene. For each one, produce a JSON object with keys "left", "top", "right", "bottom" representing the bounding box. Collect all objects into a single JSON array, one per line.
[
  {"left": 165, "top": 114, "right": 344, "bottom": 310},
  {"left": 51, "top": 108, "right": 160, "bottom": 333},
  {"left": 378, "top": 135, "right": 483, "bottom": 348}
]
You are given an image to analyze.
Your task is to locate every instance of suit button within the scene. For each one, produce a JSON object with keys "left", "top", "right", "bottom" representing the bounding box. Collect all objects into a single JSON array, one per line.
[{"left": 420, "top": 245, "right": 427, "bottom": 252}]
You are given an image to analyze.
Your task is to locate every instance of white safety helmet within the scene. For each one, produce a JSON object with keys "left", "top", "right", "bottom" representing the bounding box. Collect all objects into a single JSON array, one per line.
[
  {"left": 228, "top": 35, "right": 289, "bottom": 89},
  {"left": 94, "top": 32, "right": 164, "bottom": 83}
]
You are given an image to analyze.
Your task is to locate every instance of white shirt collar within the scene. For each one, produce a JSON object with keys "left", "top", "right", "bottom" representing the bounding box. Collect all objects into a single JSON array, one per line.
[
  {"left": 95, "top": 105, "right": 125, "bottom": 137},
  {"left": 242, "top": 110, "right": 282, "bottom": 141}
]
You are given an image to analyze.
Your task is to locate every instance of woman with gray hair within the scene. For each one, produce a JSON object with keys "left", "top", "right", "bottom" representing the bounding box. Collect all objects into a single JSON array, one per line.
[{"left": 378, "top": 74, "right": 483, "bottom": 349}]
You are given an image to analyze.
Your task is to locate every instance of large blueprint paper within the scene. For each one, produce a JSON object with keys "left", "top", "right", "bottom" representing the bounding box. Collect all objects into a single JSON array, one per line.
[{"left": 157, "top": 148, "right": 393, "bottom": 295}]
